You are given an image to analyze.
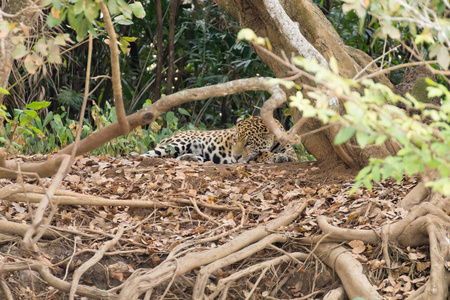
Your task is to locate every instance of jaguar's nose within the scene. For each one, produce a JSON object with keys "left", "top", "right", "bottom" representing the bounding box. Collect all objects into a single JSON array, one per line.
[{"left": 234, "top": 155, "right": 242, "bottom": 161}]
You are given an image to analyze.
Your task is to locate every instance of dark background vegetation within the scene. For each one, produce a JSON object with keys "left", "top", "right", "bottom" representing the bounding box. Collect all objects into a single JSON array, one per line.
[{"left": 3, "top": 0, "right": 411, "bottom": 156}]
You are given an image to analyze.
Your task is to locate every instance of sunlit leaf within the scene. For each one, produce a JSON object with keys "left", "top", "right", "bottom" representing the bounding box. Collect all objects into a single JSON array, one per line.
[
  {"left": 12, "top": 43, "right": 28, "bottom": 59},
  {"left": 130, "top": 2, "right": 146, "bottom": 18},
  {"left": 334, "top": 125, "right": 355, "bottom": 144}
]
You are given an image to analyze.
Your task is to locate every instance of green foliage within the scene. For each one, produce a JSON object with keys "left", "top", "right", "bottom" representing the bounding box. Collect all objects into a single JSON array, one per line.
[
  {"left": 342, "top": 0, "right": 450, "bottom": 70},
  {"left": 314, "top": 0, "right": 410, "bottom": 84},
  {"left": 1, "top": 101, "right": 204, "bottom": 157},
  {"left": 288, "top": 56, "right": 450, "bottom": 195}
]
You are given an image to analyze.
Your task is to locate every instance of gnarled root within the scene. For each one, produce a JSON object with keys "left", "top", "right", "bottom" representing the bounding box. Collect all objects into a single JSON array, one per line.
[
  {"left": 305, "top": 202, "right": 450, "bottom": 300},
  {"left": 117, "top": 201, "right": 308, "bottom": 299}
]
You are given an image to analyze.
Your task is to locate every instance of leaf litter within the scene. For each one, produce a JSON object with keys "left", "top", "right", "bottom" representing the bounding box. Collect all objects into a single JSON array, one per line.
[{"left": 0, "top": 154, "right": 431, "bottom": 299}]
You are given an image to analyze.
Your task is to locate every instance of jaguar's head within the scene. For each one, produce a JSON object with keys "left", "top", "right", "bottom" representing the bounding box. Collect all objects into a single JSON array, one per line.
[{"left": 231, "top": 117, "right": 275, "bottom": 163}]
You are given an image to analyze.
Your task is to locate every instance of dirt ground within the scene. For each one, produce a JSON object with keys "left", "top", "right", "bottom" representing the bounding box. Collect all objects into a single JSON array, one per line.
[{"left": 0, "top": 154, "right": 427, "bottom": 299}]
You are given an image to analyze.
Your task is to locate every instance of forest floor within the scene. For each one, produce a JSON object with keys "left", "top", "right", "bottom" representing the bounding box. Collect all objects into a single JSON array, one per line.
[{"left": 0, "top": 154, "right": 431, "bottom": 299}]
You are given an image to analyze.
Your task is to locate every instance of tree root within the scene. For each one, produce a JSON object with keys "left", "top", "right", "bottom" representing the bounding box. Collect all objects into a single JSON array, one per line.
[
  {"left": 302, "top": 202, "right": 450, "bottom": 300},
  {"left": 0, "top": 262, "right": 118, "bottom": 299},
  {"left": 117, "top": 201, "right": 308, "bottom": 299},
  {"left": 315, "top": 243, "right": 381, "bottom": 299},
  {"left": 0, "top": 184, "right": 244, "bottom": 211},
  {"left": 323, "top": 286, "right": 345, "bottom": 300},
  {"left": 193, "top": 233, "right": 289, "bottom": 298},
  {"left": 208, "top": 252, "right": 309, "bottom": 299}
]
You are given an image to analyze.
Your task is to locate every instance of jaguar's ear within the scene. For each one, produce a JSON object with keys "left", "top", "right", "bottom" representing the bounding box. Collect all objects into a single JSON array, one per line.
[{"left": 235, "top": 117, "right": 244, "bottom": 125}]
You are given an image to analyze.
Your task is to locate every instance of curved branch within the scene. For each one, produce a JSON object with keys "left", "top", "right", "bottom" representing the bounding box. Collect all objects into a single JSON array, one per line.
[{"left": 99, "top": 2, "right": 129, "bottom": 134}]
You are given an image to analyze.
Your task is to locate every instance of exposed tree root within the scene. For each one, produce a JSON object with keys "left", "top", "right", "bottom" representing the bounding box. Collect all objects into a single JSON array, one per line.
[
  {"left": 323, "top": 286, "right": 345, "bottom": 300},
  {"left": 117, "top": 201, "right": 308, "bottom": 299},
  {"left": 0, "top": 184, "right": 244, "bottom": 211},
  {"left": 0, "top": 262, "right": 118, "bottom": 299},
  {"left": 315, "top": 243, "right": 381, "bottom": 299},
  {"left": 193, "top": 234, "right": 289, "bottom": 298},
  {"left": 208, "top": 252, "right": 309, "bottom": 299},
  {"left": 300, "top": 202, "right": 450, "bottom": 300}
]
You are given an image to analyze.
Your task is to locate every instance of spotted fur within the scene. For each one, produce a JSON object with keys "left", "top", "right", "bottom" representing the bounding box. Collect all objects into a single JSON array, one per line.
[{"left": 142, "top": 117, "right": 298, "bottom": 164}]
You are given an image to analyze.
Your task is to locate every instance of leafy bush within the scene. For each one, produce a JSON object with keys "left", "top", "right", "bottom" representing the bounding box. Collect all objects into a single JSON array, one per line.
[{"left": 0, "top": 99, "right": 207, "bottom": 156}]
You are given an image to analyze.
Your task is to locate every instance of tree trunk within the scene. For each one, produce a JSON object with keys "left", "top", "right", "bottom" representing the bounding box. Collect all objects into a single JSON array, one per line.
[{"left": 214, "top": 0, "right": 395, "bottom": 168}]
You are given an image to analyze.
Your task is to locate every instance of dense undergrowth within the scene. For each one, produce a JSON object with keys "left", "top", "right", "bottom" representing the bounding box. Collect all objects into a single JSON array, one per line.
[{"left": 0, "top": 100, "right": 314, "bottom": 161}]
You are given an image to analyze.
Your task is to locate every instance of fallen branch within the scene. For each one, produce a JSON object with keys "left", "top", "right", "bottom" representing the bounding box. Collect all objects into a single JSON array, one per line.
[{"left": 22, "top": 154, "right": 72, "bottom": 250}]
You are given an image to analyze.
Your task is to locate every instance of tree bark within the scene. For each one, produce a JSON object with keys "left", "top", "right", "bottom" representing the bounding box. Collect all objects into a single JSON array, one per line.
[{"left": 214, "top": 0, "right": 394, "bottom": 168}]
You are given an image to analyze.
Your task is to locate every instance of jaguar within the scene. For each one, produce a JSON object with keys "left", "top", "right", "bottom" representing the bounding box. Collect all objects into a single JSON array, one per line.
[{"left": 142, "top": 117, "right": 298, "bottom": 164}]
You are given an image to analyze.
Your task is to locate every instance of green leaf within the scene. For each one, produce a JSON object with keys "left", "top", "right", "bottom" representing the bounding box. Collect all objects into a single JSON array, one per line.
[
  {"left": 108, "top": 0, "right": 118, "bottom": 15},
  {"left": 26, "top": 100, "right": 51, "bottom": 110},
  {"left": 334, "top": 126, "right": 355, "bottom": 145},
  {"left": 12, "top": 43, "right": 28, "bottom": 59},
  {"left": 53, "top": 0, "right": 62, "bottom": 10},
  {"left": 74, "top": 0, "right": 85, "bottom": 15},
  {"left": 178, "top": 108, "right": 191, "bottom": 116},
  {"left": 356, "top": 130, "right": 370, "bottom": 148},
  {"left": 43, "top": 111, "right": 54, "bottom": 127},
  {"left": 130, "top": 2, "right": 146, "bottom": 18},
  {"left": 237, "top": 28, "right": 256, "bottom": 41},
  {"left": 371, "top": 164, "right": 380, "bottom": 182},
  {"left": 329, "top": 56, "right": 339, "bottom": 74},
  {"left": 115, "top": 16, "right": 134, "bottom": 25},
  {"left": 84, "top": 0, "right": 99, "bottom": 22},
  {"left": 0, "top": 87, "right": 10, "bottom": 95}
]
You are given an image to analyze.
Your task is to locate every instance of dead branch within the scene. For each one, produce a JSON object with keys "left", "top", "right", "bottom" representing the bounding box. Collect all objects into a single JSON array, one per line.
[
  {"left": 68, "top": 225, "right": 125, "bottom": 300},
  {"left": 0, "top": 277, "right": 13, "bottom": 300},
  {"left": 315, "top": 243, "right": 381, "bottom": 300},
  {"left": 0, "top": 77, "right": 287, "bottom": 179},
  {"left": 0, "top": 151, "right": 68, "bottom": 179},
  {"left": 3, "top": 191, "right": 176, "bottom": 209},
  {"left": 0, "top": 184, "right": 246, "bottom": 212},
  {"left": 117, "top": 201, "right": 308, "bottom": 299},
  {"left": 0, "top": 262, "right": 118, "bottom": 299},
  {"left": 99, "top": 2, "right": 129, "bottom": 134},
  {"left": 61, "top": 77, "right": 286, "bottom": 157},
  {"left": 22, "top": 154, "right": 72, "bottom": 250}
]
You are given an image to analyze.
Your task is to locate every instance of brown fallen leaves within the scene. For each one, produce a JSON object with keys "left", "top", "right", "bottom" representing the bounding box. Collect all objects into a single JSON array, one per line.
[{"left": 0, "top": 154, "right": 430, "bottom": 299}]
